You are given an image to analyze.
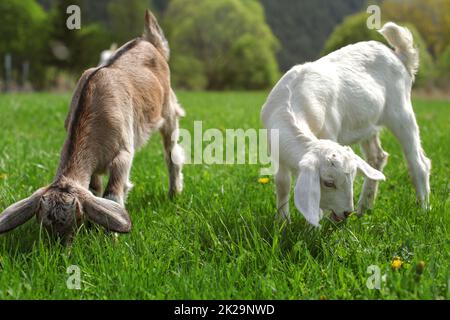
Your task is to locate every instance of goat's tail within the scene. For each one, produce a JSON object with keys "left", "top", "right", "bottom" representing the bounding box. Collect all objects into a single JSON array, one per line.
[
  {"left": 174, "top": 103, "right": 186, "bottom": 117},
  {"left": 169, "top": 89, "right": 186, "bottom": 118},
  {"left": 378, "top": 22, "right": 419, "bottom": 80}
]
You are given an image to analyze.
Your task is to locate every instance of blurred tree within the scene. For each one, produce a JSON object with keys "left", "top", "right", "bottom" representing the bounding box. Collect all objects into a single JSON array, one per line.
[
  {"left": 0, "top": 0, "right": 49, "bottom": 89},
  {"left": 437, "top": 45, "right": 450, "bottom": 81},
  {"left": 381, "top": 0, "right": 450, "bottom": 59},
  {"left": 45, "top": 0, "right": 114, "bottom": 74},
  {"left": 107, "top": 0, "right": 152, "bottom": 45},
  {"left": 46, "top": 0, "right": 83, "bottom": 71},
  {"left": 322, "top": 12, "right": 386, "bottom": 53},
  {"left": 260, "top": 0, "right": 365, "bottom": 71},
  {"left": 37, "top": 0, "right": 52, "bottom": 10},
  {"left": 72, "top": 24, "right": 112, "bottom": 72},
  {"left": 166, "top": 0, "right": 279, "bottom": 90},
  {"left": 83, "top": 0, "right": 111, "bottom": 26},
  {"left": 322, "top": 12, "right": 435, "bottom": 86},
  {"left": 151, "top": 0, "right": 171, "bottom": 14}
]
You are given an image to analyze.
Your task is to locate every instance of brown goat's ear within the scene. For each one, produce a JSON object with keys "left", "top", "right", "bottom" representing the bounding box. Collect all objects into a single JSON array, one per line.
[
  {"left": 0, "top": 188, "right": 45, "bottom": 234},
  {"left": 82, "top": 194, "right": 131, "bottom": 233},
  {"left": 144, "top": 9, "right": 170, "bottom": 59}
]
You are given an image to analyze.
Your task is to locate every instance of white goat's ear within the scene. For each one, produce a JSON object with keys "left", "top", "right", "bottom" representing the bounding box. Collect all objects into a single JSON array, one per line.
[
  {"left": 83, "top": 194, "right": 131, "bottom": 233},
  {"left": 294, "top": 154, "right": 321, "bottom": 227},
  {"left": 354, "top": 154, "right": 385, "bottom": 181},
  {"left": 0, "top": 188, "right": 46, "bottom": 234}
]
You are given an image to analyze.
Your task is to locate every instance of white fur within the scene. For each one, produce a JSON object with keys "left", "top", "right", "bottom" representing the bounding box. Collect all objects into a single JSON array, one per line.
[
  {"left": 378, "top": 22, "right": 419, "bottom": 79},
  {"left": 261, "top": 22, "right": 431, "bottom": 226},
  {"left": 98, "top": 43, "right": 118, "bottom": 66}
]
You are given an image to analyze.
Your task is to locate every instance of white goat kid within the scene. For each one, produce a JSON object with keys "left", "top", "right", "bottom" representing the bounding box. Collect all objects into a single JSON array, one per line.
[
  {"left": 261, "top": 22, "right": 431, "bottom": 226},
  {"left": 98, "top": 43, "right": 118, "bottom": 66}
]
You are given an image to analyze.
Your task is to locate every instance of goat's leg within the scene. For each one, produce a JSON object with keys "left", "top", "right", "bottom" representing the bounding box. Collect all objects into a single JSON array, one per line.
[
  {"left": 386, "top": 102, "right": 431, "bottom": 208},
  {"left": 160, "top": 114, "right": 184, "bottom": 198},
  {"left": 84, "top": 174, "right": 104, "bottom": 229},
  {"left": 103, "top": 150, "right": 134, "bottom": 207},
  {"left": 357, "top": 133, "right": 388, "bottom": 215},
  {"left": 275, "top": 165, "right": 291, "bottom": 222},
  {"left": 89, "top": 174, "right": 103, "bottom": 197}
]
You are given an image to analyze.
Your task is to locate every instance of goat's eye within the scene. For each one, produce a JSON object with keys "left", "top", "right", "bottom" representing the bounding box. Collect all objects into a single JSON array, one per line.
[{"left": 323, "top": 180, "right": 336, "bottom": 188}]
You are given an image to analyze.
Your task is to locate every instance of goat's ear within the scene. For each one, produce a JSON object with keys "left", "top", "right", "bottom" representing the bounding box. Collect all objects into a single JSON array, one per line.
[
  {"left": 354, "top": 154, "right": 385, "bottom": 181},
  {"left": 144, "top": 9, "right": 159, "bottom": 32},
  {"left": 144, "top": 9, "right": 170, "bottom": 59},
  {"left": 294, "top": 154, "right": 321, "bottom": 227},
  {"left": 82, "top": 194, "right": 131, "bottom": 233},
  {"left": 0, "top": 188, "right": 45, "bottom": 234}
]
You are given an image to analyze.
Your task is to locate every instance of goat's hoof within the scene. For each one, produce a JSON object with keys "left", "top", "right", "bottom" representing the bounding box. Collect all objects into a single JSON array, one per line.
[
  {"left": 275, "top": 212, "right": 291, "bottom": 225},
  {"left": 168, "top": 188, "right": 182, "bottom": 199},
  {"left": 418, "top": 201, "right": 431, "bottom": 211},
  {"left": 356, "top": 206, "right": 367, "bottom": 217}
]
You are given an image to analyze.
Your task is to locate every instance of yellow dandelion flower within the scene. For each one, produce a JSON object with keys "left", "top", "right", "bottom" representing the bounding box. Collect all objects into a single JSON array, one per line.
[
  {"left": 258, "top": 177, "right": 270, "bottom": 184},
  {"left": 391, "top": 257, "right": 403, "bottom": 270},
  {"left": 0, "top": 173, "right": 7, "bottom": 180}
]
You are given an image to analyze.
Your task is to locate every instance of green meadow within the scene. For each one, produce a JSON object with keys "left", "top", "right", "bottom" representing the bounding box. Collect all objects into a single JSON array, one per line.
[{"left": 0, "top": 92, "right": 448, "bottom": 299}]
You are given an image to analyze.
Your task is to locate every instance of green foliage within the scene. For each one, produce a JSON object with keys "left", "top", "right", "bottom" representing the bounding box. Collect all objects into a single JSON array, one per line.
[
  {"left": 151, "top": 0, "right": 170, "bottom": 13},
  {"left": 227, "top": 34, "right": 280, "bottom": 90},
  {"left": 170, "top": 55, "right": 207, "bottom": 90},
  {"left": 166, "top": 0, "right": 279, "bottom": 90},
  {"left": 0, "top": 0, "right": 49, "bottom": 88},
  {"left": 69, "top": 0, "right": 168, "bottom": 27},
  {"left": 46, "top": 0, "right": 83, "bottom": 70},
  {"left": 22, "top": 0, "right": 170, "bottom": 89},
  {"left": 71, "top": 24, "right": 112, "bottom": 73},
  {"left": 0, "top": 0, "right": 48, "bottom": 58},
  {"left": 260, "top": 0, "right": 365, "bottom": 71},
  {"left": 381, "top": 0, "right": 450, "bottom": 59},
  {"left": 107, "top": 0, "right": 150, "bottom": 45},
  {"left": 322, "top": 13, "right": 385, "bottom": 54},
  {"left": 322, "top": 12, "right": 435, "bottom": 86},
  {"left": 437, "top": 45, "right": 450, "bottom": 79},
  {"left": 44, "top": 0, "right": 114, "bottom": 79}
]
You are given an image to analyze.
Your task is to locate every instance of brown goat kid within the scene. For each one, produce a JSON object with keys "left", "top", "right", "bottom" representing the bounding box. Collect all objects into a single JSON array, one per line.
[{"left": 0, "top": 10, "right": 184, "bottom": 241}]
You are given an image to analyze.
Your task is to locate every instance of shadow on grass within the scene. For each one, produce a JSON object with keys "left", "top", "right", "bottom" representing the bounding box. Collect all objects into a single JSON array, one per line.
[
  {"left": 0, "top": 222, "right": 65, "bottom": 255},
  {"left": 127, "top": 188, "right": 172, "bottom": 212},
  {"left": 190, "top": 201, "right": 348, "bottom": 265},
  {"left": 0, "top": 219, "right": 121, "bottom": 257},
  {"left": 279, "top": 219, "right": 346, "bottom": 260},
  {"left": 249, "top": 208, "right": 352, "bottom": 262}
]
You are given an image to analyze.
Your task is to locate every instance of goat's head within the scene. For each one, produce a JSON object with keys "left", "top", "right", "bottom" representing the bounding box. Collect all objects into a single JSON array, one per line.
[
  {"left": 37, "top": 185, "right": 81, "bottom": 238},
  {"left": 294, "top": 140, "right": 385, "bottom": 226},
  {"left": 0, "top": 179, "right": 131, "bottom": 242}
]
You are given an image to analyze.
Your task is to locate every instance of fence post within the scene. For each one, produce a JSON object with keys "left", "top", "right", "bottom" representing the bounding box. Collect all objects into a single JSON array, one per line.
[
  {"left": 4, "top": 53, "right": 12, "bottom": 92},
  {"left": 22, "top": 60, "right": 30, "bottom": 91}
]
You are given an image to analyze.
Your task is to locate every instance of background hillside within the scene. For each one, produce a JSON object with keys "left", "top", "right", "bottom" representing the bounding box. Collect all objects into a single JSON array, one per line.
[{"left": 1, "top": 0, "right": 449, "bottom": 91}]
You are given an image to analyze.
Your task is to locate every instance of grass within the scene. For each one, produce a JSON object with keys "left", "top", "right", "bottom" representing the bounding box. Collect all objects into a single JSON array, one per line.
[{"left": 0, "top": 91, "right": 448, "bottom": 299}]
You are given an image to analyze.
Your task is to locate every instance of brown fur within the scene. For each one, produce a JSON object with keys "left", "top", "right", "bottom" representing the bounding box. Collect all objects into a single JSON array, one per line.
[
  {"left": 60, "top": 38, "right": 171, "bottom": 184},
  {"left": 0, "top": 10, "right": 184, "bottom": 241}
]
